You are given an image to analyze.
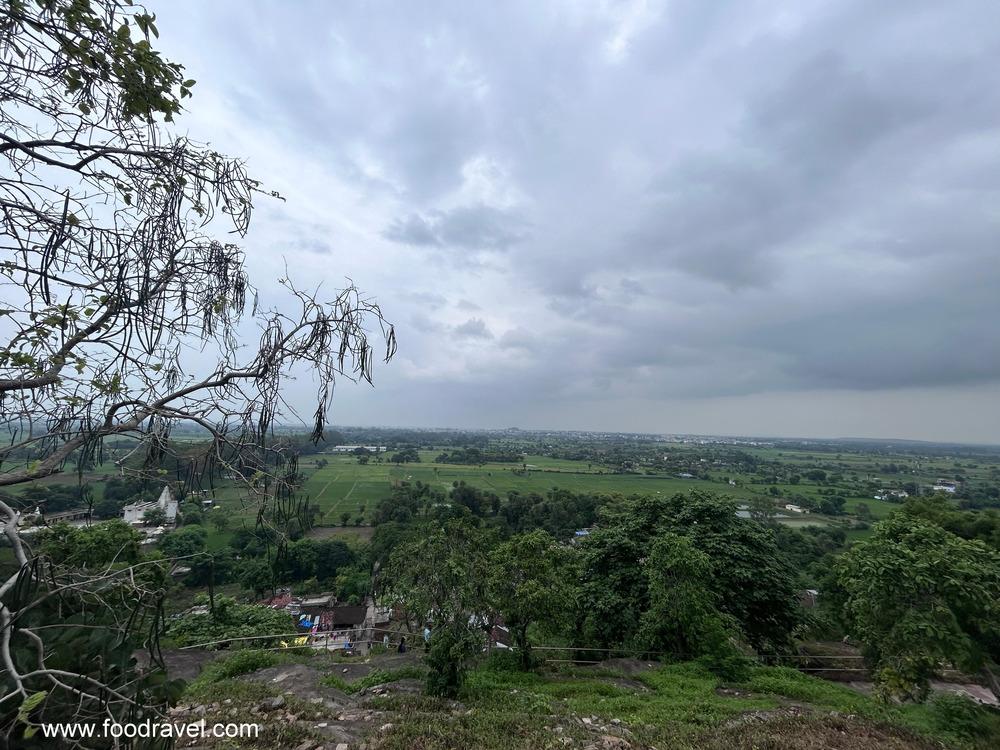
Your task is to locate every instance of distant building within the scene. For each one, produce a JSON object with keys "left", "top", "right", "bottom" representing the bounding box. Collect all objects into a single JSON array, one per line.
[
  {"left": 784, "top": 503, "right": 805, "bottom": 514},
  {"left": 329, "top": 445, "right": 387, "bottom": 453},
  {"left": 932, "top": 481, "right": 957, "bottom": 494},
  {"left": 122, "top": 486, "right": 178, "bottom": 525},
  {"left": 874, "top": 489, "right": 909, "bottom": 501},
  {"left": 676, "top": 472, "right": 695, "bottom": 479}
]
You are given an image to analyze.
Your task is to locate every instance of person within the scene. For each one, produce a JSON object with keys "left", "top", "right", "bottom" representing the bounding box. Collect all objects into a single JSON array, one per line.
[
  {"left": 397, "top": 636, "right": 407, "bottom": 654},
  {"left": 382, "top": 633, "right": 390, "bottom": 649},
  {"left": 423, "top": 625, "right": 431, "bottom": 650}
]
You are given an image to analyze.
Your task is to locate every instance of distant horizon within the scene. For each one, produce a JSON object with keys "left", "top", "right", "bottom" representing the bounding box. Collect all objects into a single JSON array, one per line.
[
  {"left": 153, "top": 1, "right": 1000, "bottom": 450},
  {"left": 267, "top": 422, "right": 1000, "bottom": 450}
]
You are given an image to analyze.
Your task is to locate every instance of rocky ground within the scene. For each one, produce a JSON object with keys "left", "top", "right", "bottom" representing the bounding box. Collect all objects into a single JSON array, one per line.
[{"left": 162, "top": 651, "right": 993, "bottom": 750}]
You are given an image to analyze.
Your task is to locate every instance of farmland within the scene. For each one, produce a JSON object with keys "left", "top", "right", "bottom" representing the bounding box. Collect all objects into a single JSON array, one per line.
[{"left": 7, "top": 432, "right": 1000, "bottom": 554}]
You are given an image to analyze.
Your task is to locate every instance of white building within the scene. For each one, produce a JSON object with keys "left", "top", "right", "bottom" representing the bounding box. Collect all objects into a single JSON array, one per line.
[
  {"left": 874, "top": 489, "right": 909, "bottom": 501},
  {"left": 784, "top": 503, "right": 806, "bottom": 514},
  {"left": 122, "top": 486, "right": 178, "bottom": 525},
  {"left": 932, "top": 482, "right": 957, "bottom": 494}
]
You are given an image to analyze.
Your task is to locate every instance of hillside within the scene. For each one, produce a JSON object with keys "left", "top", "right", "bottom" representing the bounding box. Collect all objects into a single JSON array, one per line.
[{"left": 169, "top": 649, "right": 998, "bottom": 750}]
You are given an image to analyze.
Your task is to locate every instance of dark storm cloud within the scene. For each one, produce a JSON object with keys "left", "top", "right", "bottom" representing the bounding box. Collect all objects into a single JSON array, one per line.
[{"left": 154, "top": 0, "right": 1000, "bottom": 441}]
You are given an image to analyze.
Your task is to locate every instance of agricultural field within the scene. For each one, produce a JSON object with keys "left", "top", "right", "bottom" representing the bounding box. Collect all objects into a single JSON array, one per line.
[{"left": 6, "top": 433, "right": 999, "bottom": 553}]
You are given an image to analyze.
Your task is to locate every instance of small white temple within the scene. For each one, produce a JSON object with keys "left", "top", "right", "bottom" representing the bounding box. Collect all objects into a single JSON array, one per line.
[{"left": 122, "top": 486, "right": 178, "bottom": 525}]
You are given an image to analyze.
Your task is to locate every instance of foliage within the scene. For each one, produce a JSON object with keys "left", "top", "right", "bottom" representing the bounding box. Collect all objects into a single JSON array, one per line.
[
  {"left": 159, "top": 524, "right": 207, "bottom": 558},
  {"left": 237, "top": 558, "right": 275, "bottom": 598},
  {"left": 835, "top": 516, "right": 1000, "bottom": 701},
  {"left": 578, "top": 492, "right": 800, "bottom": 653},
  {"left": 487, "top": 530, "right": 577, "bottom": 669},
  {"left": 321, "top": 665, "right": 426, "bottom": 694},
  {"left": 926, "top": 693, "right": 998, "bottom": 740},
  {"left": 425, "top": 620, "right": 484, "bottom": 698},
  {"left": 192, "top": 649, "right": 280, "bottom": 685},
  {"left": 142, "top": 506, "right": 168, "bottom": 526},
  {"left": 637, "top": 533, "right": 750, "bottom": 679},
  {"left": 380, "top": 519, "right": 491, "bottom": 696},
  {"left": 166, "top": 595, "right": 295, "bottom": 648},
  {"left": 34, "top": 520, "right": 142, "bottom": 566}
]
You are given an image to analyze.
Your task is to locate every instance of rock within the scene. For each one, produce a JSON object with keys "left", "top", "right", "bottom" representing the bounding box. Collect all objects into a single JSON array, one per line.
[
  {"left": 582, "top": 717, "right": 593, "bottom": 725},
  {"left": 610, "top": 718, "right": 621, "bottom": 725},
  {"left": 599, "top": 736, "right": 632, "bottom": 749},
  {"left": 293, "top": 741, "right": 314, "bottom": 750},
  {"left": 260, "top": 695, "right": 285, "bottom": 711},
  {"left": 342, "top": 667, "right": 349, "bottom": 673},
  {"left": 316, "top": 722, "right": 328, "bottom": 728},
  {"left": 335, "top": 745, "right": 349, "bottom": 750},
  {"left": 379, "top": 723, "right": 394, "bottom": 732}
]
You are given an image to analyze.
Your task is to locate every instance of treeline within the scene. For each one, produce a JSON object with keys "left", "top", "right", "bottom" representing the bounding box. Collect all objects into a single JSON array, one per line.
[
  {"left": 371, "top": 484, "right": 1000, "bottom": 705},
  {"left": 434, "top": 447, "right": 522, "bottom": 465}
]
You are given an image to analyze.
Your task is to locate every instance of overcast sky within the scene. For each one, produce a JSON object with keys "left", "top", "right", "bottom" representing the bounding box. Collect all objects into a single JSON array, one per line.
[{"left": 153, "top": 0, "right": 1000, "bottom": 443}]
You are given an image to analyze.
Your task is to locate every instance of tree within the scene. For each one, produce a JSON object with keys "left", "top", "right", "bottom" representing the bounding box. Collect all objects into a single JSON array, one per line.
[
  {"left": 578, "top": 493, "right": 800, "bottom": 653},
  {"left": 142, "top": 506, "right": 167, "bottom": 526},
  {"left": 637, "top": 533, "right": 748, "bottom": 678},
  {"left": 487, "top": 530, "right": 576, "bottom": 669},
  {"left": 159, "top": 525, "right": 206, "bottom": 558},
  {"left": 380, "top": 520, "right": 490, "bottom": 696},
  {"left": 747, "top": 495, "right": 776, "bottom": 525},
  {"left": 35, "top": 520, "right": 142, "bottom": 567},
  {"left": 835, "top": 517, "right": 1000, "bottom": 701},
  {"left": 211, "top": 512, "right": 230, "bottom": 533},
  {"left": 816, "top": 495, "right": 846, "bottom": 515},
  {"left": 237, "top": 558, "right": 275, "bottom": 599},
  {"left": 166, "top": 595, "right": 294, "bottom": 648},
  {"left": 0, "top": 1, "right": 394, "bottom": 732},
  {"left": 93, "top": 495, "right": 125, "bottom": 519}
]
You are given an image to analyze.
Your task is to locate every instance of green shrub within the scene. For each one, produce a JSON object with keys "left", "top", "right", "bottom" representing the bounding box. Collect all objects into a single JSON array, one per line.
[
  {"left": 321, "top": 665, "right": 426, "bottom": 694},
  {"left": 480, "top": 650, "right": 522, "bottom": 673},
  {"left": 189, "top": 649, "right": 279, "bottom": 690},
  {"left": 927, "top": 693, "right": 995, "bottom": 739}
]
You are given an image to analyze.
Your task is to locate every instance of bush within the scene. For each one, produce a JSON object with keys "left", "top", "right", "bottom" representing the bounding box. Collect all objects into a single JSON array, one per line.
[
  {"left": 166, "top": 595, "right": 295, "bottom": 648},
  {"left": 425, "top": 621, "right": 483, "bottom": 698},
  {"left": 927, "top": 693, "right": 995, "bottom": 739},
  {"left": 480, "top": 649, "right": 524, "bottom": 674},
  {"left": 198, "top": 650, "right": 279, "bottom": 683}
]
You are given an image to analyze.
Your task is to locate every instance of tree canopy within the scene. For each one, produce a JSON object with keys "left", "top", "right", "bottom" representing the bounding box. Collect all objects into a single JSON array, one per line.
[{"left": 836, "top": 516, "right": 1000, "bottom": 701}]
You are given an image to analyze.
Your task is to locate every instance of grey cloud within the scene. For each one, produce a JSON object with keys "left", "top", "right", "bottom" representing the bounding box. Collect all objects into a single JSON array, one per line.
[
  {"left": 154, "top": 0, "right": 1000, "bottom": 441},
  {"left": 453, "top": 318, "right": 494, "bottom": 339},
  {"left": 383, "top": 214, "right": 441, "bottom": 247},
  {"left": 384, "top": 203, "right": 529, "bottom": 251},
  {"left": 287, "top": 237, "right": 332, "bottom": 255}
]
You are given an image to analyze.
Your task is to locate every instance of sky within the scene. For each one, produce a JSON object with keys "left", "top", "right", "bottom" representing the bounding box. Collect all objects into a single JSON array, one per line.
[{"left": 152, "top": 0, "right": 1000, "bottom": 444}]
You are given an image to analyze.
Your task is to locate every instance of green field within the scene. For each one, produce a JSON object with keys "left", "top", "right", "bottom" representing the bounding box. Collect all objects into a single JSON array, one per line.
[
  {"left": 295, "top": 452, "right": 741, "bottom": 524},
  {"left": 10, "top": 437, "right": 997, "bottom": 554}
]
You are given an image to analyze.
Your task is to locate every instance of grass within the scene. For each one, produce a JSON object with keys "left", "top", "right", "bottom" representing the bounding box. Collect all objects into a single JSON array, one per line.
[
  {"left": 321, "top": 665, "right": 427, "bottom": 693},
  {"left": 363, "top": 660, "right": 999, "bottom": 750},
  {"left": 171, "top": 648, "right": 999, "bottom": 750}
]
